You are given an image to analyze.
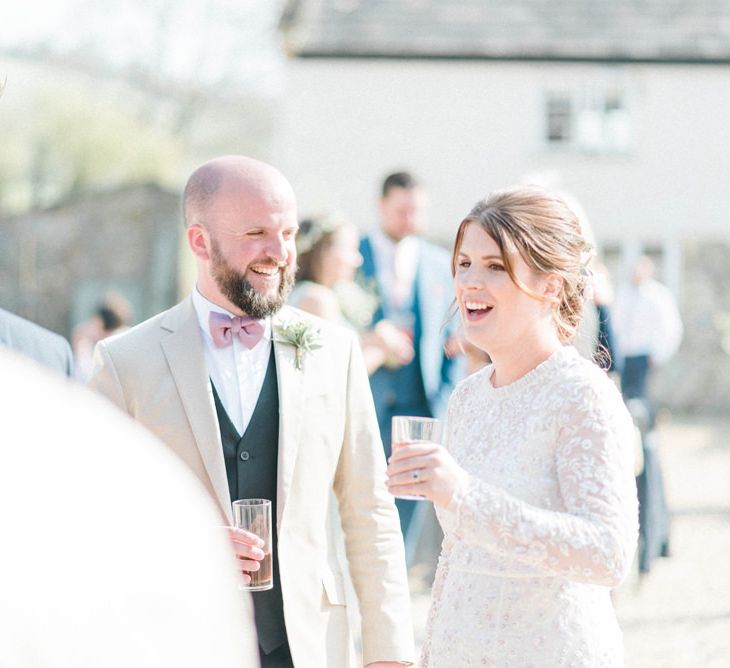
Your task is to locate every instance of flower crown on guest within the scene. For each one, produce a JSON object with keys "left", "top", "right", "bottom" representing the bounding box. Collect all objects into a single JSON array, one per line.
[{"left": 296, "top": 212, "right": 349, "bottom": 256}]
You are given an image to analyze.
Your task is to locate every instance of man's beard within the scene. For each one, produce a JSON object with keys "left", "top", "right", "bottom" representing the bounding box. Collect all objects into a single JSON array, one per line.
[{"left": 210, "top": 240, "right": 295, "bottom": 319}]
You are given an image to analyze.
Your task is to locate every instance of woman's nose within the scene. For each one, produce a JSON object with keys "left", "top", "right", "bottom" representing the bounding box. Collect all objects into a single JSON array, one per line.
[{"left": 457, "top": 266, "right": 484, "bottom": 290}]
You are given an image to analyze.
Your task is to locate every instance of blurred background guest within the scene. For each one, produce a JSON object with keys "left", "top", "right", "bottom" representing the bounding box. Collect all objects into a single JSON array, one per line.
[
  {"left": 291, "top": 212, "right": 413, "bottom": 376},
  {"left": 0, "top": 307, "right": 73, "bottom": 377},
  {"left": 614, "top": 254, "right": 683, "bottom": 574},
  {"left": 443, "top": 330, "right": 490, "bottom": 376},
  {"left": 615, "top": 254, "right": 683, "bottom": 402},
  {"left": 357, "top": 171, "right": 465, "bottom": 567},
  {"left": 72, "top": 292, "right": 132, "bottom": 381}
]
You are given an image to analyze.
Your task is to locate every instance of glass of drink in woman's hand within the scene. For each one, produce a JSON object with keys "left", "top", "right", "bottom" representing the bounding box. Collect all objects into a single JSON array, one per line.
[
  {"left": 389, "top": 416, "right": 442, "bottom": 500},
  {"left": 232, "top": 498, "right": 273, "bottom": 591}
]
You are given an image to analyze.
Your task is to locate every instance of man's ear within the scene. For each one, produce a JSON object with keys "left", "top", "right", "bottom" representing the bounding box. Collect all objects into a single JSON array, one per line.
[
  {"left": 187, "top": 224, "right": 211, "bottom": 261},
  {"left": 543, "top": 273, "right": 563, "bottom": 300}
]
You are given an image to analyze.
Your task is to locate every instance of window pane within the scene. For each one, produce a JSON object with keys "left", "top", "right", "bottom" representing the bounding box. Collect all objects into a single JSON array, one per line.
[{"left": 546, "top": 96, "right": 572, "bottom": 143}]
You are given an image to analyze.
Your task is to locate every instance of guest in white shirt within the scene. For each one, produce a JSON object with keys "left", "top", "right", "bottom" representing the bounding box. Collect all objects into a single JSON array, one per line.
[
  {"left": 192, "top": 288, "right": 273, "bottom": 436},
  {"left": 614, "top": 255, "right": 683, "bottom": 399}
]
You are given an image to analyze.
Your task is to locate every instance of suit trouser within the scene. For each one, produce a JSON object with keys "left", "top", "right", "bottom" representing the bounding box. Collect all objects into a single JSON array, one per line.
[{"left": 621, "top": 354, "right": 650, "bottom": 400}]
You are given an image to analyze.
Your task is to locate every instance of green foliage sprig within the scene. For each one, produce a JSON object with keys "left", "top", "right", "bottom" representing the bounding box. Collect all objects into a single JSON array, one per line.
[{"left": 274, "top": 320, "right": 322, "bottom": 370}]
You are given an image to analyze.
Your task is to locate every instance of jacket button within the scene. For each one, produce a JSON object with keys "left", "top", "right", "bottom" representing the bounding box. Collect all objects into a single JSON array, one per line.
[{"left": 239, "top": 451, "right": 250, "bottom": 462}]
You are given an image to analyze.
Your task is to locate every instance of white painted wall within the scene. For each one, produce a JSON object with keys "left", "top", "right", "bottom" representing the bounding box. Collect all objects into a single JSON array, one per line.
[{"left": 276, "top": 59, "right": 730, "bottom": 248}]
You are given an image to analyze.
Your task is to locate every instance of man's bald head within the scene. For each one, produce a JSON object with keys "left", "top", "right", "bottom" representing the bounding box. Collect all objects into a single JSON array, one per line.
[
  {"left": 183, "top": 155, "right": 299, "bottom": 317},
  {"left": 183, "top": 155, "right": 295, "bottom": 230}
]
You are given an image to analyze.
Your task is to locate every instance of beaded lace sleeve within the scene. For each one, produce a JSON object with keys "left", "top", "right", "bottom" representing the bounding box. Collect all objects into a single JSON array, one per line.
[{"left": 447, "top": 380, "right": 638, "bottom": 587}]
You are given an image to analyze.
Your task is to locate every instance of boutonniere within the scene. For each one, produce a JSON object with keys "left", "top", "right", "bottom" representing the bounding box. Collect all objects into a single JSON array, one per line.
[{"left": 274, "top": 320, "right": 322, "bottom": 370}]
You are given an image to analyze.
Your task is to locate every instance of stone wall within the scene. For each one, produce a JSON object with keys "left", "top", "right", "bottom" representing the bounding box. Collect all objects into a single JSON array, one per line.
[
  {"left": 650, "top": 240, "right": 730, "bottom": 413},
  {"left": 0, "top": 183, "right": 181, "bottom": 339}
]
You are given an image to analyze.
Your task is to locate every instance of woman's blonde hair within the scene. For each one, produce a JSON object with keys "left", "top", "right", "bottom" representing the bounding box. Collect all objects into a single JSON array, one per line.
[{"left": 451, "top": 186, "right": 592, "bottom": 343}]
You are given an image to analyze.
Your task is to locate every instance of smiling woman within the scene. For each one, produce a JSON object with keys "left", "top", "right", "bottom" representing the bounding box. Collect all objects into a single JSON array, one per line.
[
  {"left": 386, "top": 186, "right": 639, "bottom": 668},
  {"left": 450, "top": 188, "right": 590, "bottom": 386}
]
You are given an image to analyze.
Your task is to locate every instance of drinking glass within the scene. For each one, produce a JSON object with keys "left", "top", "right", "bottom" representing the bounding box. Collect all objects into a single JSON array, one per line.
[
  {"left": 232, "top": 498, "right": 273, "bottom": 591},
  {"left": 390, "top": 416, "right": 442, "bottom": 500}
]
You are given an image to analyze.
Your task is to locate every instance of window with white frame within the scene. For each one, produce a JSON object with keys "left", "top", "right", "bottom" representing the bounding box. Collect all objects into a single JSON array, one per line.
[{"left": 545, "top": 82, "right": 632, "bottom": 153}]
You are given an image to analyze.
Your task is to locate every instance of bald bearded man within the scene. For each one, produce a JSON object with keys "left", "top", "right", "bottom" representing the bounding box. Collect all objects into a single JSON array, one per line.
[{"left": 89, "top": 156, "right": 414, "bottom": 668}]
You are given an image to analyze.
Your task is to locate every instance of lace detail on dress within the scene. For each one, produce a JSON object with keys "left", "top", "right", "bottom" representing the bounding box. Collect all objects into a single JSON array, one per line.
[{"left": 421, "top": 346, "right": 638, "bottom": 668}]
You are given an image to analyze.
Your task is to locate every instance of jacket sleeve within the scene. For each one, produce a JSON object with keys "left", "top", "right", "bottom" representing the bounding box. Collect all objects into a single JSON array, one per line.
[
  {"left": 87, "top": 340, "right": 130, "bottom": 415},
  {"left": 332, "top": 330, "right": 415, "bottom": 665},
  {"left": 447, "top": 384, "right": 639, "bottom": 587}
]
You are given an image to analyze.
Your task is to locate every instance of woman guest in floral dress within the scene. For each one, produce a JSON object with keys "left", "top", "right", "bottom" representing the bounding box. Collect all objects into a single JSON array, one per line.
[
  {"left": 291, "top": 213, "right": 414, "bottom": 375},
  {"left": 387, "top": 187, "right": 638, "bottom": 667}
]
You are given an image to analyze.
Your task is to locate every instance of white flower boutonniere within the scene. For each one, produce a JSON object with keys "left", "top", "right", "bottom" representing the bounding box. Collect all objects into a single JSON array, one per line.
[{"left": 274, "top": 320, "right": 322, "bottom": 370}]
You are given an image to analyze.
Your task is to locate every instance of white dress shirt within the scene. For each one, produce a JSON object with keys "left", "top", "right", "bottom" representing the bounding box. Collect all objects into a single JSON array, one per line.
[
  {"left": 370, "top": 228, "right": 419, "bottom": 312},
  {"left": 192, "top": 288, "right": 272, "bottom": 436},
  {"left": 614, "top": 279, "right": 683, "bottom": 364}
]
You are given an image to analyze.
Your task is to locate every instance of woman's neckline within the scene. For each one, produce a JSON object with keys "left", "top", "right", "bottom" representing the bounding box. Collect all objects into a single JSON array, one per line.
[{"left": 482, "top": 346, "right": 574, "bottom": 397}]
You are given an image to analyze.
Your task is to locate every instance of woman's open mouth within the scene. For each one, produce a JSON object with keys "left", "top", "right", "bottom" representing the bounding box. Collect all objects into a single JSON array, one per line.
[{"left": 464, "top": 300, "right": 493, "bottom": 321}]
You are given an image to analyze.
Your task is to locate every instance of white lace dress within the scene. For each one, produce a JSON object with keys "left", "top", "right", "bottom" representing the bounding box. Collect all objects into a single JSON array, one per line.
[{"left": 421, "top": 346, "right": 638, "bottom": 668}]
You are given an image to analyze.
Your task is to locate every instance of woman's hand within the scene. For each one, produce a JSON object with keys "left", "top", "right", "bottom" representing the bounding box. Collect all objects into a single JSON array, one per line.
[{"left": 386, "top": 441, "right": 469, "bottom": 508}]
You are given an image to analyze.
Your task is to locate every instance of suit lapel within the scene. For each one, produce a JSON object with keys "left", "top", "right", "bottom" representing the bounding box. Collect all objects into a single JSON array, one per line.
[
  {"left": 160, "top": 299, "right": 232, "bottom": 523},
  {"left": 359, "top": 235, "right": 386, "bottom": 322},
  {"left": 359, "top": 236, "right": 376, "bottom": 280},
  {"left": 272, "top": 308, "right": 306, "bottom": 528}
]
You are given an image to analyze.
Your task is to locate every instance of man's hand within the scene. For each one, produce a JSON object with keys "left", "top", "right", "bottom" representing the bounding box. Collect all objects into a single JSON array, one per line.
[
  {"left": 366, "top": 662, "right": 412, "bottom": 668},
  {"left": 223, "top": 526, "right": 265, "bottom": 585},
  {"left": 443, "top": 330, "right": 465, "bottom": 359},
  {"left": 375, "top": 320, "right": 415, "bottom": 368}
]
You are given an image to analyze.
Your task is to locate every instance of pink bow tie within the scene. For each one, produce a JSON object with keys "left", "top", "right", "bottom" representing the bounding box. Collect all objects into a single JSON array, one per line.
[{"left": 208, "top": 312, "right": 265, "bottom": 350}]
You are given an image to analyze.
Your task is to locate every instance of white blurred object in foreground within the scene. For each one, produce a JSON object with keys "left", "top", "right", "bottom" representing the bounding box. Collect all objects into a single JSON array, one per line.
[{"left": 0, "top": 349, "right": 259, "bottom": 667}]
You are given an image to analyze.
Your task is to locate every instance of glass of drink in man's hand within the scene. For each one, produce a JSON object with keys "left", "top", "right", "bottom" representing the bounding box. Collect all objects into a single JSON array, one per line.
[
  {"left": 389, "top": 416, "right": 442, "bottom": 500},
  {"left": 232, "top": 498, "right": 273, "bottom": 591}
]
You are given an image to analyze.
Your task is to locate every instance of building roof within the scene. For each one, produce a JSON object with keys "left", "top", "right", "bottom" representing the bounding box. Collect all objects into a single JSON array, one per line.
[{"left": 280, "top": 0, "right": 730, "bottom": 63}]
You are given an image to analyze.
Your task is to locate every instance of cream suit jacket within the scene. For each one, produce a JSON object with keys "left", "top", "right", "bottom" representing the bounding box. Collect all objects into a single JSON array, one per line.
[{"left": 89, "top": 298, "right": 415, "bottom": 667}]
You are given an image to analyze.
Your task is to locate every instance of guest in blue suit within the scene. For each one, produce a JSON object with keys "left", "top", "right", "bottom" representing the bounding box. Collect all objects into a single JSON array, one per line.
[{"left": 358, "top": 172, "right": 465, "bottom": 562}]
